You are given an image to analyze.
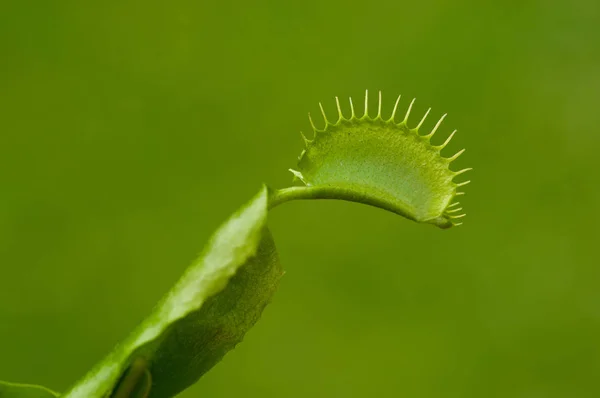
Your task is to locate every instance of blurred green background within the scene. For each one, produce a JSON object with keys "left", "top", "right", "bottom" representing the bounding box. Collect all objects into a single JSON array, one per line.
[{"left": 1, "top": 0, "right": 599, "bottom": 397}]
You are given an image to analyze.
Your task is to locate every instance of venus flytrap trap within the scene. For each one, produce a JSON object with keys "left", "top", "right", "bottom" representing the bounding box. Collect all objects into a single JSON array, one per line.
[
  {"left": 1, "top": 91, "right": 471, "bottom": 398},
  {"left": 270, "top": 90, "right": 471, "bottom": 227}
]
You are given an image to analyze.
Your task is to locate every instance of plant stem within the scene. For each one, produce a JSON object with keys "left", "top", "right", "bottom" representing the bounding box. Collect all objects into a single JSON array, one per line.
[
  {"left": 268, "top": 185, "right": 415, "bottom": 218},
  {"left": 268, "top": 186, "right": 452, "bottom": 229}
]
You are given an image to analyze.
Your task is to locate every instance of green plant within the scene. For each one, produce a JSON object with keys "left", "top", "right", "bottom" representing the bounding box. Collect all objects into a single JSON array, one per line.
[{"left": 1, "top": 91, "right": 470, "bottom": 398}]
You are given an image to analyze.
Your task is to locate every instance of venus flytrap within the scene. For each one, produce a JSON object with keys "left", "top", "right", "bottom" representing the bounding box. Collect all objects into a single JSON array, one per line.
[
  {"left": 1, "top": 91, "right": 471, "bottom": 398},
  {"left": 270, "top": 90, "right": 470, "bottom": 227}
]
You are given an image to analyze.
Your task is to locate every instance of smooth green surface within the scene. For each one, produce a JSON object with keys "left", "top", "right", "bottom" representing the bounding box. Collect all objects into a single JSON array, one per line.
[
  {"left": 0, "top": 382, "right": 58, "bottom": 398},
  {"left": 1, "top": 1, "right": 599, "bottom": 397}
]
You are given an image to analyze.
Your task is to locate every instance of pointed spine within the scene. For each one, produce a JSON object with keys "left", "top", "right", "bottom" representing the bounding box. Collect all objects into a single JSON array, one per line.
[
  {"left": 297, "top": 148, "right": 306, "bottom": 161},
  {"left": 437, "top": 129, "right": 457, "bottom": 149},
  {"left": 349, "top": 97, "right": 356, "bottom": 119},
  {"left": 454, "top": 167, "right": 472, "bottom": 176},
  {"left": 335, "top": 97, "right": 344, "bottom": 121},
  {"left": 447, "top": 148, "right": 465, "bottom": 162},
  {"left": 289, "top": 169, "right": 308, "bottom": 185},
  {"left": 376, "top": 91, "right": 382, "bottom": 119},
  {"left": 424, "top": 114, "right": 447, "bottom": 139},
  {"left": 389, "top": 94, "right": 401, "bottom": 122},
  {"left": 319, "top": 102, "right": 329, "bottom": 126},
  {"left": 300, "top": 131, "right": 312, "bottom": 147},
  {"left": 402, "top": 98, "right": 416, "bottom": 125},
  {"left": 416, "top": 108, "right": 431, "bottom": 131},
  {"left": 308, "top": 112, "right": 317, "bottom": 131},
  {"left": 364, "top": 89, "right": 369, "bottom": 118}
]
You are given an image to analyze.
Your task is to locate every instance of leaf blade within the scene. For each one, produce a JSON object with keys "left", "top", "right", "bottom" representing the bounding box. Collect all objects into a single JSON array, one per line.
[{"left": 63, "top": 186, "right": 282, "bottom": 398}]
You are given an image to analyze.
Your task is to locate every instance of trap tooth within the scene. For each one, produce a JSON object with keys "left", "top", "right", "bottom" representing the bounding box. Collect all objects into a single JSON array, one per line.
[
  {"left": 389, "top": 94, "right": 402, "bottom": 122},
  {"left": 349, "top": 97, "right": 356, "bottom": 119},
  {"left": 335, "top": 97, "right": 344, "bottom": 121},
  {"left": 402, "top": 98, "right": 416, "bottom": 125},
  {"left": 454, "top": 167, "right": 472, "bottom": 176},
  {"left": 425, "top": 114, "right": 447, "bottom": 139},
  {"left": 300, "top": 131, "right": 312, "bottom": 147},
  {"left": 416, "top": 108, "right": 431, "bottom": 131},
  {"left": 447, "top": 148, "right": 465, "bottom": 162},
  {"left": 319, "top": 102, "right": 329, "bottom": 126},
  {"left": 308, "top": 112, "right": 317, "bottom": 131},
  {"left": 438, "top": 130, "right": 457, "bottom": 149}
]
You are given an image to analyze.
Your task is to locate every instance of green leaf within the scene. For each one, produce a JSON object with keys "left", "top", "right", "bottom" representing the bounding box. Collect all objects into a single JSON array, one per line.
[
  {"left": 0, "top": 381, "right": 58, "bottom": 398},
  {"left": 280, "top": 91, "right": 471, "bottom": 228},
  {"left": 62, "top": 186, "right": 283, "bottom": 398}
]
